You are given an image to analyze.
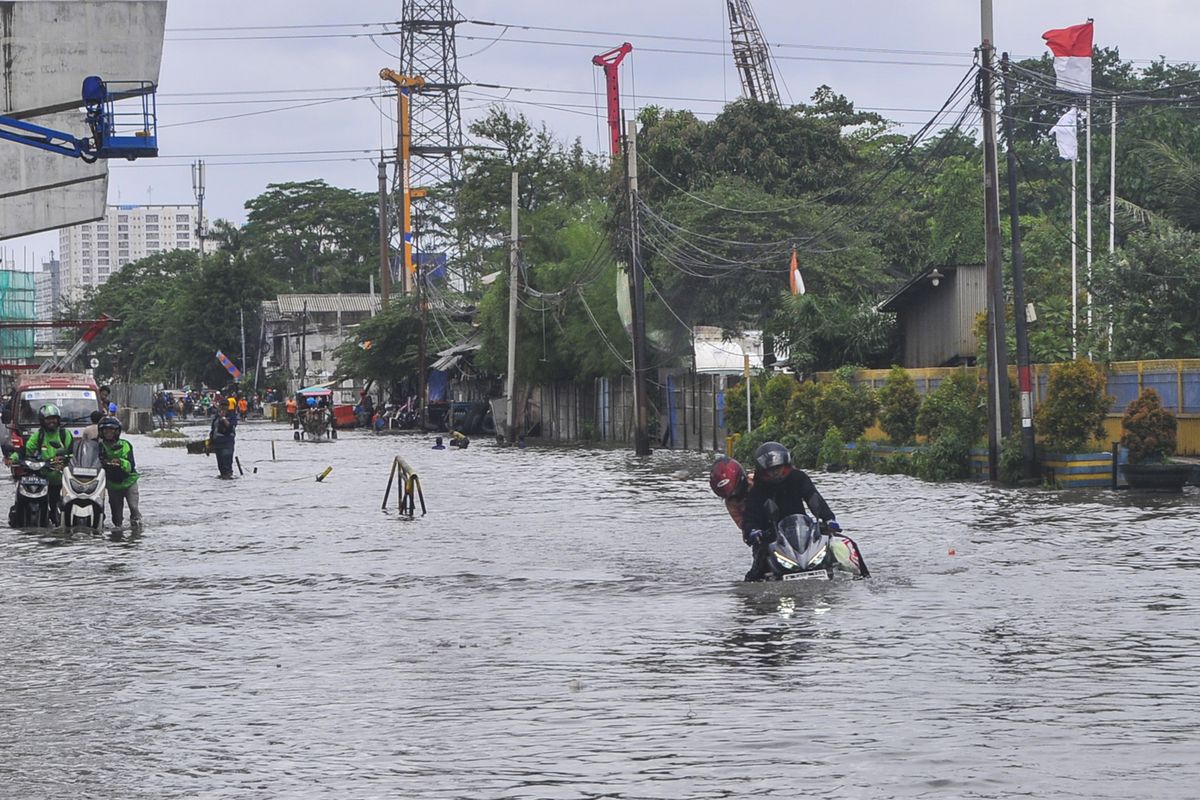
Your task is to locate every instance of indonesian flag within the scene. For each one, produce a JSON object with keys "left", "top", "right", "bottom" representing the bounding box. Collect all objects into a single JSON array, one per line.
[
  {"left": 1051, "top": 107, "right": 1078, "bottom": 160},
  {"left": 1042, "top": 21, "right": 1093, "bottom": 94},
  {"left": 789, "top": 249, "right": 805, "bottom": 295}
]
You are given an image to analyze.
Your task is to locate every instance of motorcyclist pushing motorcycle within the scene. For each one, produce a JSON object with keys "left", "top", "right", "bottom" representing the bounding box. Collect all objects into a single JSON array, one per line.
[
  {"left": 98, "top": 416, "right": 141, "bottom": 527},
  {"left": 739, "top": 441, "right": 840, "bottom": 582},
  {"left": 9, "top": 404, "right": 73, "bottom": 524}
]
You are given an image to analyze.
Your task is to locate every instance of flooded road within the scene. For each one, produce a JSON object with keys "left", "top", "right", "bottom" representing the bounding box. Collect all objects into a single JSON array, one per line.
[{"left": 3, "top": 420, "right": 1200, "bottom": 798}]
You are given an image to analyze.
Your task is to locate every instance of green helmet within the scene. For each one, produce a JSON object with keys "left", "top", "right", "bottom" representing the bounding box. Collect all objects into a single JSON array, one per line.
[{"left": 37, "top": 403, "right": 61, "bottom": 425}]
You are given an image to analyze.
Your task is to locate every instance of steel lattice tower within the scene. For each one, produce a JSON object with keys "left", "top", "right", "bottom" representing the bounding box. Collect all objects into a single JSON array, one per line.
[
  {"left": 396, "top": 0, "right": 465, "bottom": 270},
  {"left": 726, "top": 0, "right": 780, "bottom": 105}
]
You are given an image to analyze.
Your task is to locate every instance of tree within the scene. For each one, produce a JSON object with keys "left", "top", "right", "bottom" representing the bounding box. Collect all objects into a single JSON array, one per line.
[
  {"left": 877, "top": 366, "right": 921, "bottom": 445},
  {"left": 1089, "top": 225, "right": 1200, "bottom": 359},
  {"left": 333, "top": 302, "right": 426, "bottom": 392},
  {"left": 241, "top": 180, "right": 378, "bottom": 291}
]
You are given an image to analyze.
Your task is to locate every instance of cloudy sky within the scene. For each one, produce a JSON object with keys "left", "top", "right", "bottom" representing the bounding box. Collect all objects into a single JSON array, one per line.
[{"left": 5, "top": 0, "right": 1198, "bottom": 266}]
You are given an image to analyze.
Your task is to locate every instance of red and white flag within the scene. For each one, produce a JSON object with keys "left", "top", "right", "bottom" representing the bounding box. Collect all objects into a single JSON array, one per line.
[
  {"left": 1042, "top": 21, "right": 1093, "bottom": 94},
  {"left": 789, "top": 249, "right": 805, "bottom": 296}
]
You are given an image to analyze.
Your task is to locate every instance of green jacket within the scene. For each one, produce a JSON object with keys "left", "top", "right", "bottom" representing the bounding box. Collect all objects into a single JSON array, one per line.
[
  {"left": 99, "top": 438, "right": 139, "bottom": 490},
  {"left": 11, "top": 427, "right": 74, "bottom": 485}
]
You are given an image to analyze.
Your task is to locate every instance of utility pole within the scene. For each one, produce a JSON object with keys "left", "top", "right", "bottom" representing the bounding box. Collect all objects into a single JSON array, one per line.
[
  {"left": 415, "top": 209, "right": 427, "bottom": 428},
  {"left": 1001, "top": 53, "right": 1037, "bottom": 480},
  {"left": 506, "top": 170, "right": 520, "bottom": 442},
  {"left": 239, "top": 307, "right": 247, "bottom": 389},
  {"left": 191, "top": 159, "right": 206, "bottom": 255},
  {"left": 980, "top": 0, "right": 1012, "bottom": 480},
  {"left": 626, "top": 118, "right": 651, "bottom": 456},
  {"left": 378, "top": 154, "right": 391, "bottom": 307},
  {"left": 299, "top": 301, "right": 308, "bottom": 389}
]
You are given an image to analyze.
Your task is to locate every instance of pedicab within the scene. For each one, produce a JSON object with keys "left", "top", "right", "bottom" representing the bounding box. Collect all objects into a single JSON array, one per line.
[{"left": 294, "top": 385, "right": 338, "bottom": 442}]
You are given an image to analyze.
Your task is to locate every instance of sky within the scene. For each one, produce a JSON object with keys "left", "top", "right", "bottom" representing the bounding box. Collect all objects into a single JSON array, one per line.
[{"left": 5, "top": 0, "right": 1200, "bottom": 268}]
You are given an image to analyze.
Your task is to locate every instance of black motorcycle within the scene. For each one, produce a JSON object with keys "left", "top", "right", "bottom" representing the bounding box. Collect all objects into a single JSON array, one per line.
[
  {"left": 764, "top": 514, "right": 870, "bottom": 581},
  {"left": 9, "top": 455, "right": 55, "bottom": 528}
]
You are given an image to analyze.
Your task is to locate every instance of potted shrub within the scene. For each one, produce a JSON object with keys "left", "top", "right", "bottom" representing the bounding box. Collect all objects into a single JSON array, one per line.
[{"left": 1119, "top": 388, "right": 1191, "bottom": 491}]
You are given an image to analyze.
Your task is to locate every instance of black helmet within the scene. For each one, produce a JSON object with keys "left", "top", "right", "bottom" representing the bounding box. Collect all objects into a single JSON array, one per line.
[
  {"left": 754, "top": 441, "right": 792, "bottom": 471},
  {"left": 98, "top": 415, "right": 122, "bottom": 436},
  {"left": 37, "top": 403, "right": 61, "bottom": 426}
]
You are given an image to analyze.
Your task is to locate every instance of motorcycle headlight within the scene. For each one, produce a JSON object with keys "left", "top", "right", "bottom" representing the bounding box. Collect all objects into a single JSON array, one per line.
[{"left": 69, "top": 478, "right": 98, "bottom": 493}]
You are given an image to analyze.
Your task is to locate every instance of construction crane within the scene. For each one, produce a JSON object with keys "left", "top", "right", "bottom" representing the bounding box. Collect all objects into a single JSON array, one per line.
[
  {"left": 592, "top": 43, "right": 633, "bottom": 156},
  {"left": 0, "top": 77, "right": 158, "bottom": 162},
  {"left": 726, "top": 0, "right": 780, "bottom": 105}
]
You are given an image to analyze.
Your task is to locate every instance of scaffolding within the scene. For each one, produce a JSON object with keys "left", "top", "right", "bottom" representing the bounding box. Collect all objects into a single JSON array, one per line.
[{"left": 0, "top": 271, "right": 36, "bottom": 364}]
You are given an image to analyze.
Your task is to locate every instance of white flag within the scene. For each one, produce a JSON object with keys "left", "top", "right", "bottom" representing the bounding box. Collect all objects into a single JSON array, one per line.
[{"left": 1052, "top": 107, "right": 1078, "bottom": 161}]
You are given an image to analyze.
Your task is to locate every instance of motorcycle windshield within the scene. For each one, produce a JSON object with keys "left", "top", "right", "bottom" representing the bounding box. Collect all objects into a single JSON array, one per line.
[
  {"left": 71, "top": 439, "right": 104, "bottom": 473},
  {"left": 771, "top": 514, "right": 827, "bottom": 573}
]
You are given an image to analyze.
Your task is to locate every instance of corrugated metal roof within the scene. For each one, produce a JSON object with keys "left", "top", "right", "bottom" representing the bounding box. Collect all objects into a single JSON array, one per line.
[
  {"left": 276, "top": 294, "right": 382, "bottom": 315},
  {"left": 260, "top": 300, "right": 283, "bottom": 323},
  {"left": 877, "top": 264, "right": 982, "bottom": 313}
]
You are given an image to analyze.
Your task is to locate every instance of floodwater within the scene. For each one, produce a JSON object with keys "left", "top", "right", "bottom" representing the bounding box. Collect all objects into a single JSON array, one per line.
[{"left": 2, "top": 420, "right": 1200, "bottom": 799}]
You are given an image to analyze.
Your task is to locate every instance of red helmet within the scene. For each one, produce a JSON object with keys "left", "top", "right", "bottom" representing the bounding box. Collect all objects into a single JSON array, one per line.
[{"left": 709, "top": 456, "right": 748, "bottom": 499}]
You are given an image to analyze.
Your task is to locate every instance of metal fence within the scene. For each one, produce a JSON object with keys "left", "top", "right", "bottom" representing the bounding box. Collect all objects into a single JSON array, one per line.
[{"left": 529, "top": 371, "right": 732, "bottom": 451}]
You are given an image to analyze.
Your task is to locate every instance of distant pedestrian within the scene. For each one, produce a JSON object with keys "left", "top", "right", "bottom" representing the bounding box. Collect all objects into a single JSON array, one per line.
[{"left": 209, "top": 406, "right": 237, "bottom": 479}]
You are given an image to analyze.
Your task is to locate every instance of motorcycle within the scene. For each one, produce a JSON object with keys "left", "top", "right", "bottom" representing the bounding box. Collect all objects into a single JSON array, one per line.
[
  {"left": 9, "top": 455, "right": 55, "bottom": 528},
  {"left": 59, "top": 438, "right": 107, "bottom": 529},
  {"left": 764, "top": 514, "right": 870, "bottom": 581}
]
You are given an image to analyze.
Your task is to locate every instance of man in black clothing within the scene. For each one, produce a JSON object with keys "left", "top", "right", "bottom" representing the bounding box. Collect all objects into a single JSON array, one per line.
[{"left": 740, "top": 441, "right": 841, "bottom": 581}]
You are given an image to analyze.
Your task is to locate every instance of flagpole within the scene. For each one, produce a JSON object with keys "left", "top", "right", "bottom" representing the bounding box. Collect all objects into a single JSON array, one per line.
[
  {"left": 1071, "top": 154, "right": 1077, "bottom": 359},
  {"left": 1109, "top": 96, "right": 1117, "bottom": 352},
  {"left": 1085, "top": 94, "right": 1093, "bottom": 356}
]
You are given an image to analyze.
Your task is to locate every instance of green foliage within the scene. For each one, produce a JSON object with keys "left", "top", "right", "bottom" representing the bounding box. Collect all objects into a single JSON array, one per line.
[
  {"left": 761, "top": 373, "right": 798, "bottom": 425},
  {"left": 785, "top": 380, "right": 822, "bottom": 434},
  {"left": 724, "top": 375, "right": 766, "bottom": 435},
  {"left": 877, "top": 366, "right": 921, "bottom": 445},
  {"left": 1089, "top": 226, "right": 1200, "bottom": 360},
  {"left": 916, "top": 371, "right": 985, "bottom": 445},
  {"left": 1121, "top": 388, "right": 1178, "bottom": 464},
  {"left": 1034, "top": 358, "right": 1112, "bottom": 453},
  {"left": 770, "top": 285, "right": 897, "bottom": 374},
  {"left": 878, "top": 452, "right": 915, "bottom": 476},
  {"left": 730, "top": 422, "right": 784, "bottom": 464},
  {"left": 87, "top": 248, "right": 273, "bottom": 387},
  {"left": 817, "top": 426, "right": 846, "bottom": 470},
  {"left": 849, "top": 436, "right": 874, "bottom": 471},
  {"left": 998, "top": 433, "right": 1026, "bottom": 485},
  {"left": 912, "top": 434, "right": 972, "bottom": 482},
  {"left": 815, "top": 373, "right": 879, "bottom": 440},
  {"left": 241, "top": 180, "right": 378, "bottom": 291},
  {"left": 332, "top": 302, "right": 429, "bottom": 389},
  {"left": 782, "top": 432, "right": 821, "bottom": 470}
]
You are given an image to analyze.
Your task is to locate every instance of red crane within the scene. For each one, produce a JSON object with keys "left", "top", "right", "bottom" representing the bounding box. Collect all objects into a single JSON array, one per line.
[{"left": 592, "top": 43, "right": 633, "bottom": 156}]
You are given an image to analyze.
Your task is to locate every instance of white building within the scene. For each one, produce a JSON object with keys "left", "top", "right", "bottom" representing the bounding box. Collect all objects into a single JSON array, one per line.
[{"left": 57, "top": 204, "right": 206, "bottom": 302}]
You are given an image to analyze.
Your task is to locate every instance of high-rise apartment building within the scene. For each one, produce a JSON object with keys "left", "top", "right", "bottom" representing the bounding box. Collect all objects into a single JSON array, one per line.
[
  {"left": 35, "top": 253, "right": 63, "bottom": 343},
  {"left": 57, "top": 204, "right": 205, "bottom": 302}
]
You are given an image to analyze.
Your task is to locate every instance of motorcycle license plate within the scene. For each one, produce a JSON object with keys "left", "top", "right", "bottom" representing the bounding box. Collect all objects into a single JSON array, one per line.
[
  {"left": 21, "top": 477, "right": 47, "bottom": 488},
  {"left": 783, "top": 570, "right": 830, "bottom": 582}
]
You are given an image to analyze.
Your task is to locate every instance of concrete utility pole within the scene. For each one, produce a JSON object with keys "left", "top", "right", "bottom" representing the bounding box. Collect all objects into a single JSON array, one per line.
[
  {"left": 239, "top": 307, "right": 247, "bottom": 387},
  {"left": 378, "top": 155, "right": 391, "bottom": 308},
  {"left": 980, "top": 0, "right": 1012, "bottom": 480},
  {"left": 506, "top": 170, "right": 520, "bottom": 442},
  {"left": 1001, "top": 53, "right": 1037, "bottom": 480},
  {"left": 626, "top": 118, "right": 651, "bottom": 456}
]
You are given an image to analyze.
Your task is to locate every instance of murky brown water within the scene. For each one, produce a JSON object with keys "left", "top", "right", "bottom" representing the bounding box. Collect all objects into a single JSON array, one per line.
[{"left": 2, "top": 421, "right": 1199, "bottom": 798}]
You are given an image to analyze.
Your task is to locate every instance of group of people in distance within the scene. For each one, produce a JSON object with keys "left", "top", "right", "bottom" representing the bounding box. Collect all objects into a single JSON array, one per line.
[{"left": 710, "top": 442, "right": 841, "bottom": 582}]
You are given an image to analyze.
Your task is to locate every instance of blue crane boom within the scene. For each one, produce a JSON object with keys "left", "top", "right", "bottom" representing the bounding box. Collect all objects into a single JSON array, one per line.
[{"left": 0, "top": 76, "right": 158, "bottom": 162}]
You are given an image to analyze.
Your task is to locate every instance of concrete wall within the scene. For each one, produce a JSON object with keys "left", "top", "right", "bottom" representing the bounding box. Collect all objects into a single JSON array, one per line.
[{"left": 0, "top": 1, "right": 165, "bottom": 239}]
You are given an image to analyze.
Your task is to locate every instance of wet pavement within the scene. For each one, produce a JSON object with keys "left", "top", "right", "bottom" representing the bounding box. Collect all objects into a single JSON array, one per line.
[{"left": 2, "top": 419, "right": 1200, "bottom": 798}]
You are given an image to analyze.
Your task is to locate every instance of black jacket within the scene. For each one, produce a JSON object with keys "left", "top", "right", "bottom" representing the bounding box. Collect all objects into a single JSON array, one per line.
[
  {"left": 741, "top": 467, "right": 834, "bottom": 539},
  {"left": 210, "top": 414, "right": 236, "bottom": 449}
]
